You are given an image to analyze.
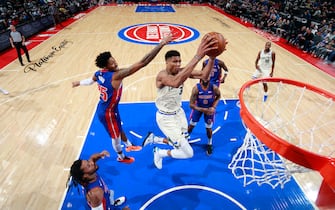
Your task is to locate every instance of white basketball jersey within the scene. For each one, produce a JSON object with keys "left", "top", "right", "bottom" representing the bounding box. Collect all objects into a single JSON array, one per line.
[
  {"left": 155, "top": 85, "right": 183, "bottom": 112},
  {"left": 258, "top": 50, "right": 272, "bottom": 71}
]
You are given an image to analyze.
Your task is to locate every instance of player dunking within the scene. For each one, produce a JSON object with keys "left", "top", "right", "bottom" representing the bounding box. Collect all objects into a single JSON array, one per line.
[
  {"left": 72, "top": 34, "right": 174, "bottom": 164},
  {"left": 142, "top": 34, "right": 228, "bottom": 169}
]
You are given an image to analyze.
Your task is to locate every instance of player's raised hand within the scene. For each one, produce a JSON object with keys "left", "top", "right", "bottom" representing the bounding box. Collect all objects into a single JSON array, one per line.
[
  {"left": 160, "top": 32, "right": 175, "bottom": 45},
  {"left": 196, "top": 33, "right": 218, "bottom": 58},
  {"left": 72, "top": 81, "right": 80, "bottom": 88}
]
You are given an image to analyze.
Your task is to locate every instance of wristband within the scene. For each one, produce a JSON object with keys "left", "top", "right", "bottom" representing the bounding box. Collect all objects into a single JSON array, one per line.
[
  {"left": 80, "top": 78, "right": 94, "bottom": 86},
  {"left": 194, "top": 55, "right": 201, "bottom": 61}
]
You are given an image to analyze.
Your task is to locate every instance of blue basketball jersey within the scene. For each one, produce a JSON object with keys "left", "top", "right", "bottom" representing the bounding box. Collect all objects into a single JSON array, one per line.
[
  {"left": 94, "top": 69, "right": 122, "bottom": 111},
  {"left": 204, "top": 59, "right": 222, "bottom": 87},
  {"left": 84, "top": 173, "right": 113, "bottom": 210},
  {"left": 196, "top": 82, "right": 215, "bottom": 108},
  {"left": 94, "top": 69, "right": 124, "bottom": 139}
]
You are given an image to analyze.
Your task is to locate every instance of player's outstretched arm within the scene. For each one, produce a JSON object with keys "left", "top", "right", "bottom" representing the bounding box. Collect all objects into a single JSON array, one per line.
[
  {"left": 163, "top": 34, "right": 217, "bottom": 87},
  {"left": 190, "top": 56, "right": 215, "bottom": 80},
  {"left": 72, "top": 76, "right": 97, "bottom": 88},
  {"left": 89, "top": 150, "right": 110, "bottom": 163},
  {"left": 114, "top": 34, "right": 174, "bottom": 80}
]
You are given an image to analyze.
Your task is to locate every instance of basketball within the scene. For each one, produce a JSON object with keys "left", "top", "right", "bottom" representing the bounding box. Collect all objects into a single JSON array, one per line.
[{"left": 205, "top": 32, "right": 225, "bottom": 57}]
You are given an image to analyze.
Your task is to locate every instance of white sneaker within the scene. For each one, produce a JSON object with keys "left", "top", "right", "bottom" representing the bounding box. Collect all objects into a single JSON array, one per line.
[
  {"left": 113, "top": 196, "right": 126, "bottom": 206},
  {"left": 153, "top": 147, "right": 162, "bottom": 169},
  {"left": 1, "top": 89, "right": 9, "bottom": 95},
  {"left": 142, "top": 132, "right": 154, "bottom": 147},
  {"left": 109, "top": 190, "right": 115, "bottom": 204}
]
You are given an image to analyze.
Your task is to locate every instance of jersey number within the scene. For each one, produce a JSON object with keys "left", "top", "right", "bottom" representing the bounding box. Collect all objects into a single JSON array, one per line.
[{"left": 98, "top": 85, "right": 108, "bottom": 102}]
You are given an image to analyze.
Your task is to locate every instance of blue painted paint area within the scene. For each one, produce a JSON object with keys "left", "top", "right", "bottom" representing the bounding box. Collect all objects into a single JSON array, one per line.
[
  {"left": 117, "top": 23, "right": 200, "bottom": 45},
  {"left": 135, "top": 6, "right": 176, "bottom": 13},
  {"left": 61, "top": 100, "right": 314, "bottom": 210}
]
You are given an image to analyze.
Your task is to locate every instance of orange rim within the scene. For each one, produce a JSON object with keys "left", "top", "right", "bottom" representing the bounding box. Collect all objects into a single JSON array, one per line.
[{"left": 239, "top": 77, "right": 335, "bottom": 190}]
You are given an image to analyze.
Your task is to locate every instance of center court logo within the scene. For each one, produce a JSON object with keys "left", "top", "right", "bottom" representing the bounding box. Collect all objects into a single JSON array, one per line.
[{"left": 118, "top": 23, "right": 199, "bottom": 45}]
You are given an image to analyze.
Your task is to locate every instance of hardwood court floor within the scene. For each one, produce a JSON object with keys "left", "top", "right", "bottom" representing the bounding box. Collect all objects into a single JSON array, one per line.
[{"left": 0, "top": 4, "right": 334, "bottom": 210}]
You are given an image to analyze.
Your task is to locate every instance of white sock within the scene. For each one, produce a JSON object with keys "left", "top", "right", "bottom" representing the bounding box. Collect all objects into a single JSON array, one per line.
[
  {"left": 208, "top": 138, "right": 212, "bottom": 145},
  {"left": 124, "top": 140, "right": 132, "bottom": 146},
  {"left": 153, "top": 136, "right": 164, "bottom": 144},
  {"left": 118, "top": 153, "right": 125, "bottom": 159},
  {"left": 109, "top": 190, "right": 115, "bottom": 204},
  {"left": 158, "top": 149, "right": 168, "bottom": 158}
]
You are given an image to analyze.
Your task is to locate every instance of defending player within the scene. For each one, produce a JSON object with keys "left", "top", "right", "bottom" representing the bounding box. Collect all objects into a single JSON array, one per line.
[
  {"left": 202, "top": 58, "right": 229, "bottom": 87},
  {"left": 68, "top": 150, "right": 130, "bottom": 210},
  {"left": 72, "top": 34, "right": 174, "bottom": 164},
  {"left": 188, "top": 78, "right": 221, "bottom": 155}
]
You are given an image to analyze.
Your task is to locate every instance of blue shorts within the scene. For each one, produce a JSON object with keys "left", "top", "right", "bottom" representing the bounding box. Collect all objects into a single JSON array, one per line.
[{"left": 189, "top": 109, "right": 214, "bottom": 126}]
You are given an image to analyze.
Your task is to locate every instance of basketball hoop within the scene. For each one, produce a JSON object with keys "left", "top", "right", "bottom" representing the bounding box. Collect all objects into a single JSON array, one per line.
[{"left": 228, "top": 78, "right": 335, "bottom": 190}]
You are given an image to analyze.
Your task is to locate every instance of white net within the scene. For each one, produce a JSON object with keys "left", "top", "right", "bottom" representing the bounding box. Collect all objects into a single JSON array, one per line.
[
  {"left": 228, "top": 78, "right": 335, "bottom": 189},
  {"left": 228, "top": 128, "right": 292, "bottom": 189}
]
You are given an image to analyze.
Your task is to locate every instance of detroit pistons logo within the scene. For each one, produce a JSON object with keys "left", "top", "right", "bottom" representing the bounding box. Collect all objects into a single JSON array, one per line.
[{"left": 118, "top": 23, "right": 199, "bottom": 45}]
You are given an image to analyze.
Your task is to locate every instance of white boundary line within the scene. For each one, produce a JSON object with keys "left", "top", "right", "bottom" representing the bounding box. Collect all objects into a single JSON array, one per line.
[
  {"left": 129, "top": 130, "right": 142, "bottom": 138},
  {"left": 139, "top": 185, "right": 247, "bottom": 210},
  {"left": 224, "top": 111, "right": 228, "bottom": 120},
  {"left": 212, "top": 126, "right": 221, "bottom": 135},
  {"left": 188, "top": 138, "right": 201, "bottom": 143}
]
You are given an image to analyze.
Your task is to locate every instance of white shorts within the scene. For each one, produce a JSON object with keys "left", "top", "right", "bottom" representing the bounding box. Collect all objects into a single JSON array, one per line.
[
  {"left": 252, "top": 68, "right": 270, "bottom": 79},
  {"left": 156, "top": 108, "right": 188, "bottom": 145},
  {"left": 156, "top": 108, "right": 193, "bottom": 158}
]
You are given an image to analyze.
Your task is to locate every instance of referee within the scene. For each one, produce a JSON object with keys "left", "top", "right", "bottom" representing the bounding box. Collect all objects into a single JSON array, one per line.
[{"left": 9, "top": 25, "right": 31, "bottom": 66}]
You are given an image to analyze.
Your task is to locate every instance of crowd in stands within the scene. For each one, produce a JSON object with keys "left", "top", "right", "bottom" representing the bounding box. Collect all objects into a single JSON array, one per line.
[
  {"left": 1, "top": 0, "right": 335, "bottom": 64},
  {"left": 0, "top": 0, "right": 103, "bottom": 32},
  {"left": 220, "top": 0, "right": 335, "bottom": 64}
]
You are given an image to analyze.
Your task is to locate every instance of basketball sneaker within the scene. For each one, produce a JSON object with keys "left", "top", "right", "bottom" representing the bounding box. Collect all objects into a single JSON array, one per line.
[
  {"left": 142, "top": 132, "right": 154, "bottom": 147},
  {"left": 184, "top": 132, "right": 190, "bottom": 140},
  {"left": 117, "top": 156, "right": 134, "bottom": 164},
  {"left": 126, "top": 145, "right": 142, "bottom": 152},
  {"left": 113, "top": 196, "right": 126, "bottom": 206},
  {"left": 0, "top": 89, "right": 9, "bottom": 95},
  {"left": 153, "top": 147, "right": 162, "bottom": 169},
  {"left": 263, "top": 94, "right": 268, "bottom": 102},
  {"left": 206, "top": 144, "right": 213, "bottom": 155}
]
